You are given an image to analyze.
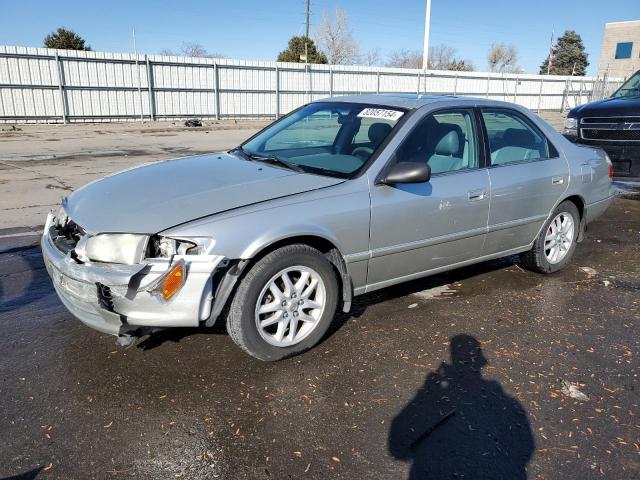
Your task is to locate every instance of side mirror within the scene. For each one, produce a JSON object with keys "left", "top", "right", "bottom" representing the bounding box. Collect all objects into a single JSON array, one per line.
[{"left": 380, "top": 162, "right": 431, "bottom": 185}]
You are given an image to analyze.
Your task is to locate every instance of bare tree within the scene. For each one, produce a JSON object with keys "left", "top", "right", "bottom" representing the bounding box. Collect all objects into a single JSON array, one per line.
[
  {"left": 315, "top": 8, "right": 360, "bottom": 65},
  {"left": 427, "top": 45, "right": 456, "bottom": 69},
  {"left": 160, "top": 42, "right": 224, "bottom": 58},
  {"left": 387, "top": 45, "right": 473, "bottom": 71},
  {"left": 428, "top": 45, "right": 474, "bottom": 71},
  {"left": 360, "top": 48, "right": 382, "bottom": 67},
  {"left": 488, "top": 43, "right": 520, "bottom": 73},
  {"left": 386, "top": 49, "right": 423, "bottom": 69}
]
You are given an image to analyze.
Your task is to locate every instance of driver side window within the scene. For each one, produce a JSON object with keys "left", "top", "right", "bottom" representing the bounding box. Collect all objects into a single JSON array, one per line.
[{"left": 396, "top": 109, "right": 478, "bottom": 174}]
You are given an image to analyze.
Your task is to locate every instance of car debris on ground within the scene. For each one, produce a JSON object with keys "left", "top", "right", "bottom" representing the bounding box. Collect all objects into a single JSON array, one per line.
[
  {"left": 560, "top": 381, "right": 590, "bottom": 401},
  {"left": 184, "top": 119, "right": 203, "bottom": 127}
]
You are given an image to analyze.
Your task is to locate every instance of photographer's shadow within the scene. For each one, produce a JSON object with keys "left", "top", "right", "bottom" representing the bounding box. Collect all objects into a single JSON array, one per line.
[{"left": 388, "top": 335, "right": 534, "bottom": 480}]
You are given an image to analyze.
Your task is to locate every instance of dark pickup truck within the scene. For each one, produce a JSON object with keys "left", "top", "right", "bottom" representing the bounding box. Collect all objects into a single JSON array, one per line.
[{"left": 564, "top": 70, "right": 640, "bottom": 178}]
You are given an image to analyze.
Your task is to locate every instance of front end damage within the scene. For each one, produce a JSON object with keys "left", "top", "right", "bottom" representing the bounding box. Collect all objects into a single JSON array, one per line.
[{"left": 41, "top": 211, "right": 230, "bottom": 344}]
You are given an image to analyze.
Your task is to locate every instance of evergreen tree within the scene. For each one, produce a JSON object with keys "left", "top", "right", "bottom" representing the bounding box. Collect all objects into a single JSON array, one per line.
[
  {"left": 44, "top": 28, "right": 91, "bottom": 50},
  {"left": 539, "top": 30, "right": 588, "bottom": 75},
  {"left": 277, "top": 36, "right": 327, "bottom": 64}
]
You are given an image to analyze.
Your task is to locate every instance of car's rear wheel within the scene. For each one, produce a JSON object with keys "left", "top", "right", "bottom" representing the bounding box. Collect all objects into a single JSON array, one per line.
[
  {"left": 226, "top": 244, "right": 338, "bottom": 361},
  {"left": 520, "top": 200, "right": 580, "bottom": 273}
]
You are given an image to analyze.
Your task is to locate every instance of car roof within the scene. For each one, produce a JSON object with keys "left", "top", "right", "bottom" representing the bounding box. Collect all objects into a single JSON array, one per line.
[{"left": 313, "top": 94, "right": 520, "bottom": 110}]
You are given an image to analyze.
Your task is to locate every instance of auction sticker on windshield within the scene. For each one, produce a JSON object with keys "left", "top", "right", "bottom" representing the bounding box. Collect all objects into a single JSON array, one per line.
[{"left": 357, "top": 108, "right": 404, "bottom": 121}]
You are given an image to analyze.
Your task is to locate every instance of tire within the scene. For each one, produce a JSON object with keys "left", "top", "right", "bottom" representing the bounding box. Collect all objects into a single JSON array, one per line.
[
  {"left": 226, "top": 244, "right": 339, "bottom": 361},
  {"left": 520, "top": 200, "right": 580, "bottom": 274}
]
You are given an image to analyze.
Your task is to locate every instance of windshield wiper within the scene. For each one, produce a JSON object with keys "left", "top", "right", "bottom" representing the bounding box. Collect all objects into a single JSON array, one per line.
[
  {"left": 253, "top": 156, "right": 306, "bottom": 173},
  {"left": 230, "top": 146, "right": 252, "bottom": 160},
  {"left": 235, "top": 147, "right": 305, "bottom": 173}
]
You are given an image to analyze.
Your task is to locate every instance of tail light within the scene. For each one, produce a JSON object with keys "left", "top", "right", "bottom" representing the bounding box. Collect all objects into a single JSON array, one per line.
[{"left": 604, "top": 153, "right": 614, "bottom": 178}]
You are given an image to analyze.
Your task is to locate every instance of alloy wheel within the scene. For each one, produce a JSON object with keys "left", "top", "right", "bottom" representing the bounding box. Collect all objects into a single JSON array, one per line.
[
  {"left": 544, "top": 212, "right": 575, "bottom": 264},
  {"left": 254, "top": 266, "right": 326, "bottom": 347}
]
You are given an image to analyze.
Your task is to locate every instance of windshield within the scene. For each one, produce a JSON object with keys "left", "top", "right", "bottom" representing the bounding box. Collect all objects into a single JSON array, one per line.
[
  {"left": 612, "top": 71, "right": 640, "bottom": 98},
  {"left": 241, "top": 102, "right": 405, "bottom": 177}
]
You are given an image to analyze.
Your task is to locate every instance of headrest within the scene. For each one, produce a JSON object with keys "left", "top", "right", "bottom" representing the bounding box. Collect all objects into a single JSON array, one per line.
[
  {"left": 503, "top": 128, "right": 534, "bottom": 147},
  {"left": 368, "top": 122, "right": 392, "bottom": 144},
  {"left": 434, "top": 129, "right": 460, "bottom": 156}
]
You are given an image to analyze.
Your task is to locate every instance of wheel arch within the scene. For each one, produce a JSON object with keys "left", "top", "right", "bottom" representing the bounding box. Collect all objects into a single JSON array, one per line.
[
  {"left": 560, "top": 194, "right": 586, "bottom": 241},
  {"left": 562, "top": 194, "right": 585, "bottom": 220},
  {"left": 245, "top": 234, "right": 354, "bottom": 313},
  {"left": 205, "top": 233, "right": 354, "bottom": 327}
]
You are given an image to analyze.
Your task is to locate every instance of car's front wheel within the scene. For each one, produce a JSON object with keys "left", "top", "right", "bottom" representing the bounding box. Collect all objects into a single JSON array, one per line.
[
  {"left": 520, "top": 200, "right": 580, "bottom": 273},
  {"left": 226, "top": 244, "right": 339, "bottom": 361}
]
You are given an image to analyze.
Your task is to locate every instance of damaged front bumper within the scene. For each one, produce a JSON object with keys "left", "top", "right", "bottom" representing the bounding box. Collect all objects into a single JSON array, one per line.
[{"left": 41, "top": 214, "right": 227, "bottom": 338}]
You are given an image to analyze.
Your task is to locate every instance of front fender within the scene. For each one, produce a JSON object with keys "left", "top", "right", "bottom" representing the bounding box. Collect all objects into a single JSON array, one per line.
[
  {"left": 161, "top": 179, "right": 371, "bottom": 263},
  {"left": 238, "top": 224, "right": 344, "bottom": 259}
]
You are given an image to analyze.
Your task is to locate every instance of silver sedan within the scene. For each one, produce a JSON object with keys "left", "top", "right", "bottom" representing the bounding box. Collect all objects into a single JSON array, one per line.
[{"left": 42, "top": 95, "right": 614, "bottom": 360}]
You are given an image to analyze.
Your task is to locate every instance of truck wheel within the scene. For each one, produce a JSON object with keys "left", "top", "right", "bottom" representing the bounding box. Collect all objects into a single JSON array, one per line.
[
  {"left": 226, "top": 244, "right": 338, "bottom": 361},
  {"left": 520, "top": 200, "right": 580, "bottom": 274}
]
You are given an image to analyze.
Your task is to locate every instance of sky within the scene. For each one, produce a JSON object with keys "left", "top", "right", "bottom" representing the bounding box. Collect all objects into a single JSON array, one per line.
[{"left": 1, "top": 0, "right": 639, "bottom": 75}]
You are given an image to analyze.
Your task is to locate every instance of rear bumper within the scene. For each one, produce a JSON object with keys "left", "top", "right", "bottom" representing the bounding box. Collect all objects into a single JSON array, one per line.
[
  {"left": 584, "top": 195, "right": 614, "bottom": 225},
  {"left": 577, "top": 141, "right": 640, "bottom": 177},
  {"left": 41, "top": 214, "right": 225, "bottom": 337}
]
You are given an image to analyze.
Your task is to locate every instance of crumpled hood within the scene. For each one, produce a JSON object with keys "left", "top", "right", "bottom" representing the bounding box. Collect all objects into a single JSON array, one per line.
[{"left": 64, "top": 153, "right": 344, "bottom": 234}]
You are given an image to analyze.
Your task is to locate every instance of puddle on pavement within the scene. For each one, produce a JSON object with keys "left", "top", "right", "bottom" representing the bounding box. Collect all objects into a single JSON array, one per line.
[{"left": 411, "top": 284, "right": 458, "bottom": 300}]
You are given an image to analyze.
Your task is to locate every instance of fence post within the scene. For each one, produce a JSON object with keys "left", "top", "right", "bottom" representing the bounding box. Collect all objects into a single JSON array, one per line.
[
  {"left": 134, "top": 54, "right": 144, "bottom": 122},
  {"left": 537, "top": 77, "right": 544, "bottom": 113},
  {"left": 214, "top": 63, "right": 220, "bottom": 120},
  {"left": 601, "top": 72, "right": 609, "bottom": 99},
  {"left": 486, "top": 75, "right": 490, "bottom": 98},
  {"left": 274, "top": 65, "right": 280, "bottom": 119},
  {"left": 145, "top": 56, "right": 155, "bottom": 121},
  {"left": 416, "top": 70, "right": 421, "bottom": 95},
  {"left": 376, "top": 70, "right": 380, "bottom": 94},
  {"left": 453, "top": 72, "right": 458, "bottom": 95},
  {"left": 513, "top": 75, "right": 519, "bottom": 103},
  {"left": 560, "top": 77, "right": 570, "bottom": 112},
  {"left": 54, "top": 52, "right": 68, "bottom": 124},
  {"left": 578, "top": 78, "right": 583, "bottom": 105},
  {"left": 306, "top": 64, "right": 311, "bottom": 103},
  {"left": 329, "top": 66, "right": 333, "bottom": 97}
]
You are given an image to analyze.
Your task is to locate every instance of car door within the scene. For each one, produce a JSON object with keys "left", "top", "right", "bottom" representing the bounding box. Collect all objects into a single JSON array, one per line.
[
  {"left": 366, "top": 108, "right": 490, "bottom": 291},
  {"left": 479, "top": 108, "right": 569, "bottom": 255}
]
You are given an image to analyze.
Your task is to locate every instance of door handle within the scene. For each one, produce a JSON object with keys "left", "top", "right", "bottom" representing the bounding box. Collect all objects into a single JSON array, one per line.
[
  {"left": 551, "top": 176, "right": 564, "bottom": 185},
  {"left": 468, "top": 189, "right": 486, "bottom": 201}
]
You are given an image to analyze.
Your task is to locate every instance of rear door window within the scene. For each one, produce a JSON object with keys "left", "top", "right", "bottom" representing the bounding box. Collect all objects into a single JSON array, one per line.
[{"left": 481, "top": 109, "right": 553, "bottom": 165}]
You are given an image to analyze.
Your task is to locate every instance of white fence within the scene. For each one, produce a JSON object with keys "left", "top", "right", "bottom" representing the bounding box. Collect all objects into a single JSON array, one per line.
[{"left": 0, "top": 45, "right": 624, "bottom": 123}]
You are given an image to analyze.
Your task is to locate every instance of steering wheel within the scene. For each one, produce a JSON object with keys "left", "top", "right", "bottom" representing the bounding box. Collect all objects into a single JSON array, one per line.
[{"left": 352, "top": 146, "right": 374, "bottom": 160}]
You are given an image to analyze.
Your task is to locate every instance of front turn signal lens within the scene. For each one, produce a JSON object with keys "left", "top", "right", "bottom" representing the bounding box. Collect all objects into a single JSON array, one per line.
[{"left": 149, "top": 259, "right": 186, "bottom": 301}]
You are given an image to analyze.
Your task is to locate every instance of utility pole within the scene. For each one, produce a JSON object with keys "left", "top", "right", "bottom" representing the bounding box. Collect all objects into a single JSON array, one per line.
[
  {"left": 422, "top": 0, "right": 432, "bottom": 69},
  {"left": 304, "top": 0, "right": 310, "bottom": 63}
]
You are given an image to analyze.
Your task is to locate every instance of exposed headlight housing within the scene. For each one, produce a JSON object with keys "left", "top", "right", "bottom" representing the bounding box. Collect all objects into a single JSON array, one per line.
[
  {"left": 54, "top": 206, "right": 69, "bottom": 227},
  {"left": 563, "top": 117, "right": 578, "bottom": 136},
  {"left": 77, "top": 234, "right": 206, "bottom": 264},
  {"left": 82, "top": 234, "right": 149, "bottom": 265},
  {"left": 146, "top": 235, "right": 201, "bottom": 259}
]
